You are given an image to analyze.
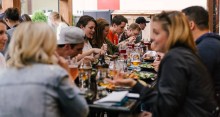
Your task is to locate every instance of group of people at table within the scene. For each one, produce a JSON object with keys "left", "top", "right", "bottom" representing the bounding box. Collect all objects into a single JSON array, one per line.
[{"left": 0, "top": 5, "right": 220, "bottom": 117}]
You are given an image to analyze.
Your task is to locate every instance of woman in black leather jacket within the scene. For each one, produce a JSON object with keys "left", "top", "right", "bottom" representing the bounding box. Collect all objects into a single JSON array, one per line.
[{"left": 108, "top": 11, "right": 218, "bottom": 117}]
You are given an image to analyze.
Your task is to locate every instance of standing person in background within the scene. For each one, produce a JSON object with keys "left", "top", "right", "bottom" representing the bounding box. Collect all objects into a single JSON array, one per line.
[
  {"left": 20, "top": 14, "right": 32, "bottom": 22},
  {"left": 48, "top": 11, "right": 68, "bottom": 40},
  {"left": 0, "top": 20, "right": 8, "bottom": 68},
  {"left": 0, "top": 22, "right": 89, "bottom": 117},
  {"left": 182, "top": 6, "right": 220, "bottom": 106},
  {"left": 2, "top": 7, "right": 20, "bottom": 54},
  {"left": 107, "top": 15, "right": 128, "bottom": 45},
  {"left": 135, "top": 16, "right": 149, "bottom": 43},
  {"left": 92, "top": 18, "right": 118, "bottom": 55}
]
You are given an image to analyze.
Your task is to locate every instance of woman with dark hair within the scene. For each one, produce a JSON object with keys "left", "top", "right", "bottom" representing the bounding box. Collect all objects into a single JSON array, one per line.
[
  {"left": 92, "top": 18, "right": 118, "bottom": 55},
  {"left": 76, "top": 15, "right": 104, "bottom": 59},
  {"left": 76, "top": 15, "right": 96, "bottom": 51}
]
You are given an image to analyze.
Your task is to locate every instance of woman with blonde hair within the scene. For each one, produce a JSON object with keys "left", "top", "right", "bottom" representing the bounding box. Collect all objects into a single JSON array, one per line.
[
  {"left": 0, "top": 22, "right": 89, "bottom": 117},
  {"left": 108, "top": 11, "right": 218, "bottom": 117},
  {"left": 49, "top": 11, "right": 68, "bottom": 40}
]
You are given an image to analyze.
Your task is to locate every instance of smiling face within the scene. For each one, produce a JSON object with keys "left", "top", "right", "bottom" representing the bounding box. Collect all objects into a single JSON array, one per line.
[
  {"left": 82, "top": 21, "right": 96, "bottom": 39},
  {"left": 150, "top": 21, "right": 168, "bottom": 52},
  {"left": 0, "top": 22, "right": 8, "bottom": 51}
]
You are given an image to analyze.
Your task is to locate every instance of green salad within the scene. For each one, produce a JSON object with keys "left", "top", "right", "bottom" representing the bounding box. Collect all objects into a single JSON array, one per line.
[
  {"left": 137, "top": 72, "right": 156, "bottom": 79},
  {"left": 139, "top": 63, "right": 154, "bottom": 69}
]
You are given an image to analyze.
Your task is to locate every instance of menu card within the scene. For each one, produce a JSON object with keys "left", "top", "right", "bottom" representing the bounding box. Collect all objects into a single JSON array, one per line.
[{"left": 94, "top": 91, "right": 129, "bottom": 106}]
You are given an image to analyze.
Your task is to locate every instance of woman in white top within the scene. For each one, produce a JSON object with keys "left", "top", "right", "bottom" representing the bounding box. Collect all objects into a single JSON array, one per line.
[
  {"left": 0, "top": 20, "right": 8, "bottom": 69},
  {"left": 48, "top": 11, "right": 68, "bottom": 40},
  {"left": 76, "top": 15, "right": 104, "bottom": 59}
]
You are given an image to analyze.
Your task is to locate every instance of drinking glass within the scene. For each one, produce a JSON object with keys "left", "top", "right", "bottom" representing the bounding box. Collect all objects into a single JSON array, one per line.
[
  {"left": 102, "top": 43, "right": 108, "bottom": 54},
  {"left": 68, "top": 57, "right": 79, "bottom": 81},
  {"left": 119, "top": 45, "right": 127, "bottom": 60},
  {"left": 96, "top": 69, "right": 108, "bottom": 88},
  {"left": 108, "top": 61, "right": 117, "bottom": 79},
  {"left": 78, "top": 59, "right": 92, "bottom": 91},
  {"left": 131, "top": 51, "right": 141, "bottom": 71}
]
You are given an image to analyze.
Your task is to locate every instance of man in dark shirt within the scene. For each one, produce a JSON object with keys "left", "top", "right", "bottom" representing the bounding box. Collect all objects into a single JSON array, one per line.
[
  {"left": 2, "top": 7, "right": 20, "bottom": 54},
  {"left": 135, "top": 17, "right": 149, "bottom": 43},
  {"left": 182, "top": 6, "right": 220, "bottom": 105}
]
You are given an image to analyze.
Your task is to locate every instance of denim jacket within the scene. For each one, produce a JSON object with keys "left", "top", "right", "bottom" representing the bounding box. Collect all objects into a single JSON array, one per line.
[{"left": 0, "top": 63, "right": 89, "bottom": 117}]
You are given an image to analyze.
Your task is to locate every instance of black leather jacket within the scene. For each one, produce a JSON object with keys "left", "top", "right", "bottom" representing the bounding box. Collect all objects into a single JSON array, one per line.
[{"left": 133, "top": 46, "right": 218, "bottom": 117}]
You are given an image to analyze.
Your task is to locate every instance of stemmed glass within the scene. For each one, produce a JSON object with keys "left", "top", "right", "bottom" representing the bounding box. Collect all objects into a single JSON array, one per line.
[
  {"left": 79, "top": 59, "right": 97, "bottom": 103},
  {"left": 79, "top": 59, "right": 92, "bottom": 91}
]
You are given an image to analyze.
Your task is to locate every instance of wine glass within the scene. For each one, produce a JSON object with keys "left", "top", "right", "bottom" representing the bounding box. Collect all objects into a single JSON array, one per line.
[
  {"left": 79, "top": 59, "right": 96, "bottom": 103},
  {"left": 79, "top": 59, "right": 92, "bottom": 91}
]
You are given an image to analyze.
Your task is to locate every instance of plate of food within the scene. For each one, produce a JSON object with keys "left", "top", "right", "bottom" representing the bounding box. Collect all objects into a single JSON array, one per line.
[
  {"left": 143, "top": 51, "right": 157, "bottom": 62},
  {"left": 126, "top": 71, "right": 157, "bottom": 82},
  {"left": 139, "top": 62, "right": 155, "bottom": 71},
  {"left": 143, "top": 56, "right": 155, "bottom": 62}
]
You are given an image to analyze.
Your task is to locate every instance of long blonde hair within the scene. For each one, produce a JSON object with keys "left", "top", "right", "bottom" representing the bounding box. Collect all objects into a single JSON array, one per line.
[
  {"left": 152, "top": 11, "right": 196, "bottom": 53},
  {"left": 7, "top": 22, "right": 58, "bottom": 68},
  {"left": 49, "top": 11, "right": 69, "bottom": 25}
]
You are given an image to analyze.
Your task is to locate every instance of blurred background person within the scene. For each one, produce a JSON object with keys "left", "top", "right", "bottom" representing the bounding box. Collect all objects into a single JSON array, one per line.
[
  {"left": 0, "top": 20, "right": 8, "bottom": 68},
  {"left": 48, "top": 11, "right": 68, "bottom": 40},
  {"left": 0, "top": 1, "right": 14, "bottom": 29},
  {"left": 20, "top": 14, "right": 32, "bottom": 22},
  {"left": 107, "top": 15, "right": 128, "bottom": 45},
  {"left": 2, "top": 7, "right": 20, "bottom": 54},
  {"left": 91, "top": 18, "right": 118, "bottom": 55},
  {"left": 182, "top": 6, "right": 220, "bottom": 106},
  {"left": 0, "top": 22, "right": 89, "bottom": 117},
  {"left": 135, "top": 16, "right": 149, "bottom": 43},
  {"left": 0, "top": 1, "right": 4, "bottom": 20}
]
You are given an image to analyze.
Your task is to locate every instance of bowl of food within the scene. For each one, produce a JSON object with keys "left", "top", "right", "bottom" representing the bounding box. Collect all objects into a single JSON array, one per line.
[{"left": 143, "top": 51, "right": 157, "bottom": 62}]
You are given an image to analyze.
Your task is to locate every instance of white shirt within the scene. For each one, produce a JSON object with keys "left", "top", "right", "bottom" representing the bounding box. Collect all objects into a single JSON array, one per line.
[{"left": 82, "top": 40, "right": 93, "bottom": 52}]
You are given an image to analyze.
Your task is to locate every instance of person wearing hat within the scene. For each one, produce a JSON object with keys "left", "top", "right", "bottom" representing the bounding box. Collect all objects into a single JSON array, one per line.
[
  {"left": 135, "top": 16, "right": 149, "bottom": 43},
  {"left": 56, "top": 26, "right": 85, "bottom": 59},
  {"left": 56, "top": 26, "right": 104, "bottom": 61}
]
